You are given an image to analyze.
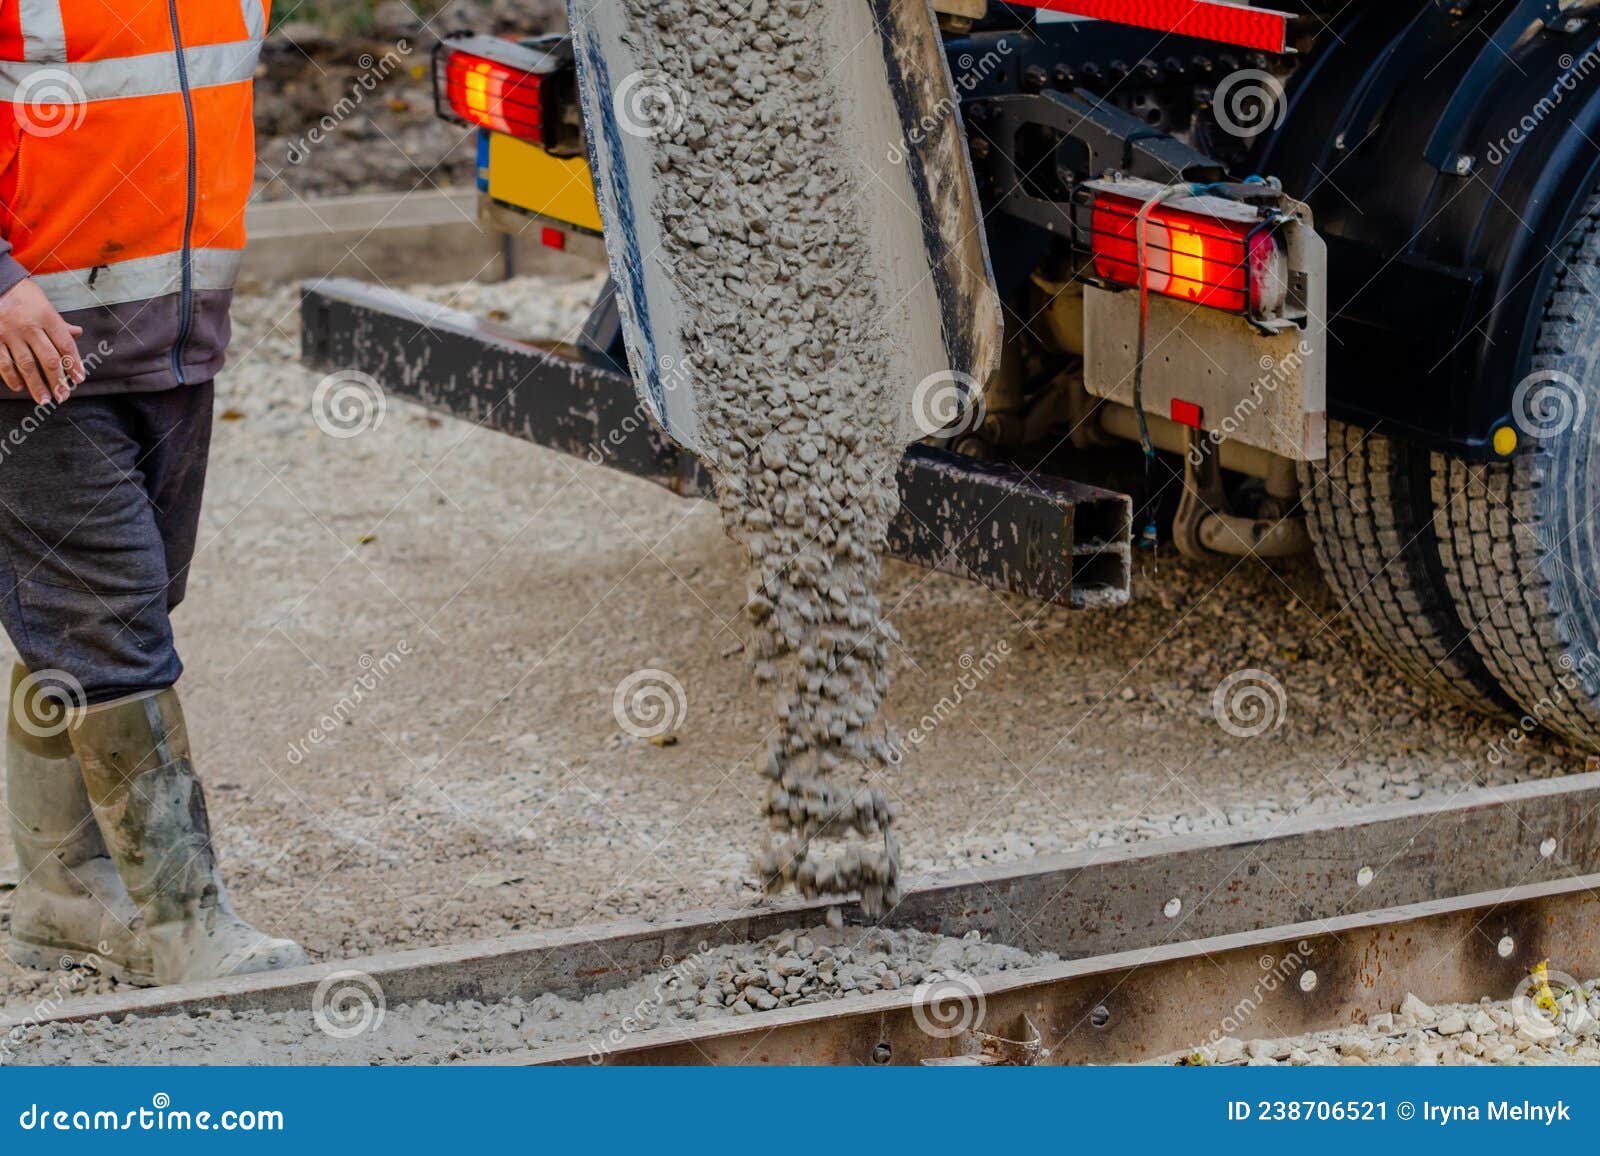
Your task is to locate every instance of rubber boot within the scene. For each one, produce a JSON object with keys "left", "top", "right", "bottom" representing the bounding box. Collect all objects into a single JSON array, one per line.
[
  {"left": 67, "top": 687, "right": 308, "bottom": 984},
  {"left": 5, "top": 664, "right": 154, "bottom": 984}
]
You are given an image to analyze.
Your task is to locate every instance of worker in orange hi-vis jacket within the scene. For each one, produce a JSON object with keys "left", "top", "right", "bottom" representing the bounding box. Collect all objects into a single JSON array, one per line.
[{"left": 0, "top": 1, "right": 307, "bottom": 986}]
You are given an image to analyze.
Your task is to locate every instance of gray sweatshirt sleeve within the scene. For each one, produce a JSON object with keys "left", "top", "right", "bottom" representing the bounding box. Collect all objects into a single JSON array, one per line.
[{"left": 0, "top": 236, "right": 29, "bottom": 298}]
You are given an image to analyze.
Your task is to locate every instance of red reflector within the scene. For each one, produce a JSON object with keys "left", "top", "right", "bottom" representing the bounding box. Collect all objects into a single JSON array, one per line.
[
  {"left": 443, "top": 51, "right": 543, "bottom": 141},
  {"left": 540, "top": 226, "right": 566, "bottom": 250},
  {"left": 1090, "top": 192, "right": 1278, "bottom": 315},
  {"left": 1007, "top": 0, "right": 1290, "bottom": 53},
  {"left": 1171, "top": 399, "right": 1203, "bottom": 429}
]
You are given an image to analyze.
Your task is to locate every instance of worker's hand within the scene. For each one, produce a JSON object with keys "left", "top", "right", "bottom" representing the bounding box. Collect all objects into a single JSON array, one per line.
[{"left": 0, "top": 279, "right": 85, "bottom": 405}]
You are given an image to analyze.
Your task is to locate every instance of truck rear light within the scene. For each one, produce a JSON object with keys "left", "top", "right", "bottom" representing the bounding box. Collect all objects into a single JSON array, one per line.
[
  {"left": 1007, "top": 0, "right": 1292, "bottom": 54},
  {"left": 1090, "top": 192, "right": 1286, "bottom": 316},
  {"left": 442, "top": 50, "right": 544, "bottom": 140}
]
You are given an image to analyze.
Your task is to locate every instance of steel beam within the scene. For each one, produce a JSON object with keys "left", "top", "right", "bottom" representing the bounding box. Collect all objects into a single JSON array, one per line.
[
  {"left": 298, "top": 278, "right": 1132, "bottom": 608},
  {"left": 516, "top": 874, "right": 1600, "bottom": 1065},
  {"left": 20, "top": 773, "right": 1600, "bottom": 1036}
]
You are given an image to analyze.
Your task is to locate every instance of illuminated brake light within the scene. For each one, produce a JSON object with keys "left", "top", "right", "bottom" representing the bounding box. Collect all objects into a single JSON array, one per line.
[
  {"left": 1090, "top": 192, "right": 1285, "bottom": 316},
  {"left": 444, "top": 51, "right": 544, "bottom": 141}
]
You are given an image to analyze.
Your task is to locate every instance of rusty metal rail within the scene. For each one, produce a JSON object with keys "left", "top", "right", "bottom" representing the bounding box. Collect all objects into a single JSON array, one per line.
[
  {"left": 21, "top": 772, "right": 1600, "bottom": 1063},
  {"left": 513, "top": 874, "right": 1600, "bottom": 1065}
]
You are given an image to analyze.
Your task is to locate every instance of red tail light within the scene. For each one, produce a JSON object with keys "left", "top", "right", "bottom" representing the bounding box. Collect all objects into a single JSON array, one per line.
[
  {"left": 1091, "top": 192, "right": 1284, "bottom": 315},
  {"left": 1007, "top": 0, "right": 1291, "bottom": 54},
  {"left": 443, "top": 51, "right": 544, "bottom": 140}
]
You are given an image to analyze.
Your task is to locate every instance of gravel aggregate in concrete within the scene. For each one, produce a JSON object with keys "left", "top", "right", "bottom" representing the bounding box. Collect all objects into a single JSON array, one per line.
[
  {"left": 1166, "top": 977, "right": 1600, "bottom": 1066},
  {"left": 3, "top": 925, "right": 1050, "bottom": 1065}
]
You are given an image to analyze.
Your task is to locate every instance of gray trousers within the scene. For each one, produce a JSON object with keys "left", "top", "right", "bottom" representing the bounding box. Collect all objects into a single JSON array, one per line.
[{"left": 0, "top": 384, "right": 213, "bottom": 704}]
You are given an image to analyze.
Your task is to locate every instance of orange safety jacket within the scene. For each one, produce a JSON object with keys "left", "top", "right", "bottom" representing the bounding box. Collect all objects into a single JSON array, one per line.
[{"left": 0, "top": 0, "right": 266, "bottom": 393}]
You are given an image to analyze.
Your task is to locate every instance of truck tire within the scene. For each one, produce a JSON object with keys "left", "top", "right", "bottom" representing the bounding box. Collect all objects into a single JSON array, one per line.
[
  {"left": 1430, "top": 196, "right": 1600, "bottom": 748},
  {"left": 1300, "top": 421, "right": 1510, "bottom": 716}
]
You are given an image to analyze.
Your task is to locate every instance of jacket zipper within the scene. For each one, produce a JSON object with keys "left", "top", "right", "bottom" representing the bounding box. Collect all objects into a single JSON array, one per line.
[{"left": 167, "top": 0, "right": 198, "bottom": 384}]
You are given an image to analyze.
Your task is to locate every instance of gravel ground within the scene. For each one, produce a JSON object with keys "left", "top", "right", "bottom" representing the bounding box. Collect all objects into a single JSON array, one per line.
[
  {"left": 254, "top": 1, "right": 566, "bottom": 202},
  {"left": 5, "top": 926, "right": 1049, "bottom": 1065},
  {"left": 0, "top": 270, "right": 1582, "bottom": 1044},
  {"left": 1167, "top": 980, "right": 1600, "bottom": 1067}
]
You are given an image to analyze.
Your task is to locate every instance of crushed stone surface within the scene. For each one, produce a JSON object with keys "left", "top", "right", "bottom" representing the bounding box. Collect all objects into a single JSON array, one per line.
[
  {"left": 3, "top": 926, "right": 1050, "bottom": 1065},
  {"left": 0, "top": 271, "right": 1582, "bottom": 1044},
  {"left": 1167, "top": 978, "right": 1600, "bottom": 1067},
  {"left": 611, "top": 0, "right": 904, "bottom": 912}
]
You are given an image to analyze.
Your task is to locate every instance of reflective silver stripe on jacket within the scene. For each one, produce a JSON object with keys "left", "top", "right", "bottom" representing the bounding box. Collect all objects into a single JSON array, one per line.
[
  {"left": 241, "top": 0, "right": 268, "bottom": 41},
  {"left": 33, "top": 249, "right": 244, "bottom": 312},
  {"left": 15, "top": 1, "right": 265, "bottom": 63},
  {"left": 0, "top": 38, "right": 261, "bottom": 103},
  {"left": 16, "top": 0, "right": 67, "bottom": 64}
]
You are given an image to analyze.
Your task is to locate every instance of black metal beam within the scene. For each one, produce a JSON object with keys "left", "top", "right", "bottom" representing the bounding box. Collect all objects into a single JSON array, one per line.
[{"left": 300, "top": 278, "right": 1131, "bottom": 608}]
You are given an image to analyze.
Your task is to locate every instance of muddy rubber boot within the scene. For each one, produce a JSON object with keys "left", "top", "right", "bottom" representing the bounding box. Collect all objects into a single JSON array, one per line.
[
  {"left": 67, "top": 688, "right": 308, "bottom": 984},
  {"left": 5, "top": 664, "right": 154, "bottom": 985}
]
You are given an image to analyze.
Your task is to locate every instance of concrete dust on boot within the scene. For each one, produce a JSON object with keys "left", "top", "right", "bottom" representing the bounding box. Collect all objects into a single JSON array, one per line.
[
  {"left": 615, "top": 0, "right": 910, "bottom": 914},
  {"left": 4, "top": 925, "right": 1052, "bottom": 1065}
]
